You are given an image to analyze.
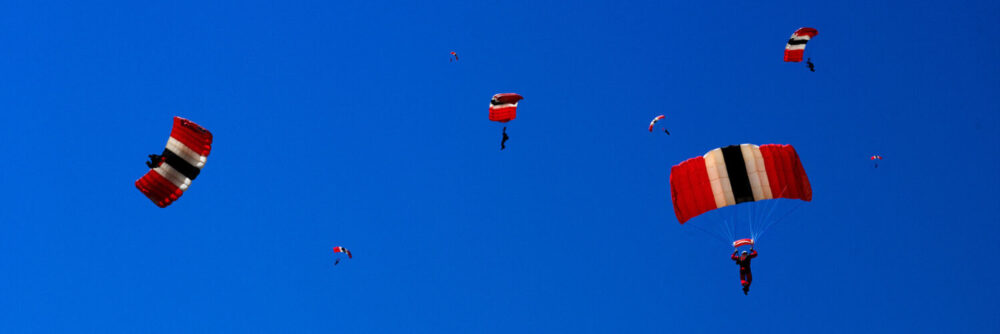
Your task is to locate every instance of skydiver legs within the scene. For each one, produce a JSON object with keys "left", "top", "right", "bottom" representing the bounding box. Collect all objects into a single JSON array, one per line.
[
  {"left": 501, "top": 127, "right": 509, "bottom": 150},
  {"left": 740, "top": 269, "right": 752, "bottom": 295}
]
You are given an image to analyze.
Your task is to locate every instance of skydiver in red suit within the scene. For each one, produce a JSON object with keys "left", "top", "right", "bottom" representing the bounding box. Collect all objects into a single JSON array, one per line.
[{"left": 732, "top": 248, "right": 758, "bottom": 295}]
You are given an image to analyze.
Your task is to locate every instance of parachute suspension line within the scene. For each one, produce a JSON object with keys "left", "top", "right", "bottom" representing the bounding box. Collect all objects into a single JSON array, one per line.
[
  {"left": 755, "top": 200, "right": 806, "bottom": 242},
  {"left": 687, "top": 220, "right": 732, "bottom": 245},
  {"left": 753, "top": 186, "right": 789, "bottom": 240}
]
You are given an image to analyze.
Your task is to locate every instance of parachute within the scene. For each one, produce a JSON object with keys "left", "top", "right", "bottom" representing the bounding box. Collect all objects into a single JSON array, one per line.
[
  {"left": 784, "top": 27, "right": 818, "bottom": 62},
  {"left": 333, "top": 246, "right": 352, "bottom": 265},
  {"left": 649, "top": 115, "right": 670, "bottom": 135},
  {"left": 135, "top": 117, "right": 212, "bottom": 208},
  {"left": 649, "top": 115, "right": 665, "bottom": 132},
  {"left": 671, "top": 144, "right": 811, "bottom": 223},
  {"left": 489, "top": 93, "right": 523, "bottom": 123},
  {"left": 870, "top": 155, "right": 882, "bottom": 160},
  {"left": 671, "top": 144, "right": 811, "bottom": 247},
  {"left": 450, "top": 51, "right": 459, "bottom": 62}
]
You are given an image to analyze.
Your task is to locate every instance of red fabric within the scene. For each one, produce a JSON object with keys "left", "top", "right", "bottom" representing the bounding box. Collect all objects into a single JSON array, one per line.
[
  {"left": 489, "top": 105, "right": 517, "bottom": 123},
  {"left": 732, "top": 238, "right": 754, "bottom": 247},
  {"left": 783, "top": 49, "right": 805, "bottom": 62},
  {"left": 793, "top": 27, "right": 818, "bottom": 38},
  {"left": 670, "top": 156, "right": 718, "bottom": 224},
  {"left": 170, "top": 117, "right": 213, "bottom": 156},
  {"left": 759, "top": 144, "right": 812, "bottom": 202},
  {"left": 492, "top": 93, "right": 523, "bottom": 104},
  {"left": 135, "top": 170, "right": 183, "bottom": 208}
]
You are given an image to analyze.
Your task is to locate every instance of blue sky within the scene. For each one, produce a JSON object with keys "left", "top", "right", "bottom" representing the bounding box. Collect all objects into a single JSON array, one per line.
[{"left": 0, "top": 0, "right": 998, "bottom": 332}]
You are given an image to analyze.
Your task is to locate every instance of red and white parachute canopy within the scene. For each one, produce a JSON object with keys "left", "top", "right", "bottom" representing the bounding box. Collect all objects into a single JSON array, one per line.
[
  {"left": 333, "top": 246, "right": 353, "bottom": 258},
  {"left": 670, "top": 144, "right": 812, "bottom": 223},
  {"left": 649, "top": 115, "right": 665, "bottom": 132},
  {"left": 784, "top": 27, "right": 818, "bottom": 62},
  {"left": 870, "top": 155, "right": 882, "bottom": 160},
  {"left": 135, "top": 117, "right": 212, "bottom": 208},
  {"left": 489, "top": 93, "right": 523, "bottom": 123}
]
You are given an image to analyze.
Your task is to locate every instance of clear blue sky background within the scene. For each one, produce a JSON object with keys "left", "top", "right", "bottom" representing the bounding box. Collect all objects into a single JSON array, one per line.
[{"left": 0, "top": 0, "right": 998, "bottom": 332}]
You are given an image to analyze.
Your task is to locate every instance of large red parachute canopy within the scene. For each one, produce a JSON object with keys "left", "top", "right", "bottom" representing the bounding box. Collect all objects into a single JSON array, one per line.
[
  {"left": 489, "top": 93, "right": 523, "bottom": 123},
  {"left": 670, "top": 144, "right": 812, "bottom": 223},
  {"left": 135, "top": 117, "right": 213, "bottom": 208},
  {"left": 784, "top": 27, "right": 818, "bottom": 62}
]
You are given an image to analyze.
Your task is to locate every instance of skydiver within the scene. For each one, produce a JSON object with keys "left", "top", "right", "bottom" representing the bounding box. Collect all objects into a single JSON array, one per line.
[
  {"left": 732, "top": 248, "right": 758, "bottom": 295},
  {"left": 807, "top": 58, "right": 815, "bottom": 72},
  {"left": 334, "top": 259, "right": 340, "bottom": 266},
  {"left": 664, "top": 128, "right": 670, "bottom": 135},
  {"left": 501, "top": 127, "right": 510, "bottom": 150},
  {"left": 145, "top": 154, "right": 163, "bottom": 168}
]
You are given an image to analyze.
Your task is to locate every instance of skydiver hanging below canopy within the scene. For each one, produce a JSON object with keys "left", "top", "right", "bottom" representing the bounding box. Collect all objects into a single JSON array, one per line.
[
  {"left": 501, "top": 127, "right": 510, "bottom": 150},
  {"left": 807, "top": 58, "right": 815, "bottom": 72},
  {"left": 732, "top": 248, "right": 758, "bottom": 295},
  {"left": 145, "top": 154, "right": 163, "bottom": 168}
]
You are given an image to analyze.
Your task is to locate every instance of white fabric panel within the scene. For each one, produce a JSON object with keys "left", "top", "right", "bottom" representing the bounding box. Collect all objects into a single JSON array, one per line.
[
  {"left": 750, "top": 145, "right": 772, "bottom": 199},
  {"left": 166, "top": 137, "right": 208, "bottom": 168},
  {"left": 154, "top": 163, "right": 192, "bottom": 190},
  {"left": 703, "top": 148, "right": 735, "bottom": 207},
  {"left": 740, "top": 144, "right": 767, "bottom": 201}
]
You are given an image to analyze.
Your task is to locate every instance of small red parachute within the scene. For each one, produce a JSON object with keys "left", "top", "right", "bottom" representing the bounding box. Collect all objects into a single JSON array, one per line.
[
  {"left": 732, "top": 238, "right": 754, "bottom": 248},
  {"left": 784, "top": 27, "right": 818, "bottom": 62},
  {"left": 135, "top": 117, "right": 213, "bottom": 208},
  {"left": 450, "top": 51, "right": 459, "bottom": 62},
  {"left": 649, "top": 115, "right": 670, "bottom": 134},
  {"left": 489, "top": 93, "right": 523, "bottom": 123},
  {"left": 649, "top": 115, "right": 665, "bottom": 132},
  {"left": 871, "top": 154, "right": 883, "bottom": 168},
  {"left": 333, "top": 246, "right": 352, "bottom": 265},
  {"left": 333, "top": 246, "right": 352, "bottom": 258}
]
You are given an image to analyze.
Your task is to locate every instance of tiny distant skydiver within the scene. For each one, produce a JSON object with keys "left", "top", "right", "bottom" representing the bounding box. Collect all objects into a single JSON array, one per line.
[
  {"left": 145, "top": 154, "right": 164, "bottom": 168},
  {"left": 501, "top": 127, "right": 510, "bottom": 150},
  {"left": 648, "top": 115, "right": 669, "bottom": 135},
  {"left": 333, "top": 246, "right": 352, "bottom": 266},
  {"left": 450, "top": 51, "right": 458, "bottom": 62},
  {"left": 732, "top": 248, "right": 758, "bottom": 295},
  {"left": 807, "top": 58, "right": 815, "bottom": 72},
  {"left": 871, "top": 154, "right": 882, "bottom": 168}
]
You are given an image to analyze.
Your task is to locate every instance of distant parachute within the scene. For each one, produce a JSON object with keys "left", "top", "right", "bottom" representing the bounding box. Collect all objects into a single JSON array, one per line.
[
  {"left": 333, "top": 246, "right": 352, "bottom": 265},
  {"left": 871, "top": 154, "right": 882, "bottom": 168},
  {"left": 135, "top": 117, "right": 212, "bottom": 208},
  {"left": 489, "top": 93, "right": 523, "bottom": 123},
  {"left": 649, "top": 115, "right": 669, "bottom": 135},
  {"left": 450, "top": 51, "right": 459, "bottom": 62},
  {"left": 784, "top": 27, "right": 818, "bottom": 62}
]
